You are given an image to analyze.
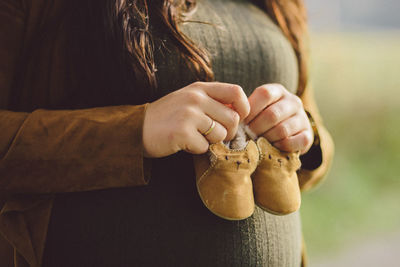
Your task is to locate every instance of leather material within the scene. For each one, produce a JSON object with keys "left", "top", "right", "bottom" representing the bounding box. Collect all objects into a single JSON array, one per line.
[
  {"left": 0, "top": 0, "right": 334, "bottom": 265},
  {"left": 252, "top": 136, "right": 302, "bottom": 215},
  {"left": 193, "top": 140, "right": 259, "bottom": 220}
]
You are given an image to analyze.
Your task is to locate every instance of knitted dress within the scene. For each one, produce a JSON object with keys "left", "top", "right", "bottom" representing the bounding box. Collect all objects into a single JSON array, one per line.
[{"left": 43, "top": 0, "right": 302, "bottom": 266}]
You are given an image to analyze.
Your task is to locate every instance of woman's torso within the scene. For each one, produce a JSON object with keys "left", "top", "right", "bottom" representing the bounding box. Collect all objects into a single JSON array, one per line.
[{"left": 42, "top": 0, "right": 302, "bottom": 266}]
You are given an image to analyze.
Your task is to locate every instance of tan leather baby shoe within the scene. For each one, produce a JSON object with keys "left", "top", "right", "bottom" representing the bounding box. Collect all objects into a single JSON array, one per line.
[
  {"left": 193, "top": 139, "right": 259, "bottom": 220},
  {"left": 252, "top": 136, "right": 302, "bottom": 215}
]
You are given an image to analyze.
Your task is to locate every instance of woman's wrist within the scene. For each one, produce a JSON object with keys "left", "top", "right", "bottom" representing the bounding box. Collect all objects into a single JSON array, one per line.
[
  {"left": 299, "top": 110, "right": 323, "bottom": 170},
  {"left": 305, "top": 110, "right": 320, "bottom": 147}
]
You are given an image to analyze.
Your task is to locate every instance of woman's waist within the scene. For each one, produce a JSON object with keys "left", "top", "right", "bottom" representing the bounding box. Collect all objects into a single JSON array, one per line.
[
  {"left": 44, "top": 150, "right": 302, "bottom": 266},
  {"left": 45, "top": 185, "right": 302, "bottom": 266}
]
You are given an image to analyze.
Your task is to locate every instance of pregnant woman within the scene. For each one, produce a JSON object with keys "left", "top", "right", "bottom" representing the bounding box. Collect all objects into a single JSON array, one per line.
[{"left": 0, "top": 0, "right": 334, "bottom": 266}]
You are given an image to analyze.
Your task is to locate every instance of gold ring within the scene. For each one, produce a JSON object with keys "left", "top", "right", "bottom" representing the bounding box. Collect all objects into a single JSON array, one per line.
[{"left": 202, "top": 119, "right": 216, "bottom": 136}]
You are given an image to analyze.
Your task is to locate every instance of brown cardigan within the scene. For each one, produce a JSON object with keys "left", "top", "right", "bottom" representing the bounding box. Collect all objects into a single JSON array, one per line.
[{"left": 0, "top": 0, "right": 334, "bottom": 266}]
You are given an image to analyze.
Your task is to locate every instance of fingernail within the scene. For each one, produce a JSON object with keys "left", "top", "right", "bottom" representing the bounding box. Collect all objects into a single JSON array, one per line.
[
  {"left": 244, "top": 124, "right": 257, "bottom": 140},
  {"left": 267, "top": 84, "right": 281, "bottom": 97}
]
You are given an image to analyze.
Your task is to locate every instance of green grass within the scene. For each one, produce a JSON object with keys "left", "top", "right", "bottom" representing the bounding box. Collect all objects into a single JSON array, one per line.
[{"left": 300, "top": 31, "right": 400, "bottom": 258}]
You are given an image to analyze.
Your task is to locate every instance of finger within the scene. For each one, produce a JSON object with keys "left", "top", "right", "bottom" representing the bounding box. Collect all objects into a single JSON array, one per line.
[
  {"left": 183, "top": 128, "right": 210, "bottom": 154},
  {"left": 198, "top": 82, "right": 250, "bottom": 121},
  {"left": 198, "top": 116, "right": 228, "bottom": 144},
  {"left": 247, "top": 98, "right": 301, "bottom": 136},
  {"left": 273, "top": 130, "right": 314, "bottom": 154},
  {"left": 244, "top": 84, "right": 284, "bottom": 124},
  {"left": 199, "top": 96, "right": 240, "bottom": 141},
  {"left": 263, "top": 113, "right": 308, "bottom": 142}
]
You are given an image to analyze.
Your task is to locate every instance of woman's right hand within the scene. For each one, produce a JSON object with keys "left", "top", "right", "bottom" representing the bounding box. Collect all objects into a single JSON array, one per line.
[{"left": 142, "top": 81, "right": 250, "bottom": 158}]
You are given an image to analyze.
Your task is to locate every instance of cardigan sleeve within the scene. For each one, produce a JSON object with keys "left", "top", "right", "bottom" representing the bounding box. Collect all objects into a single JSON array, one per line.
[
  {"left": 0, "top": 0, "right": 152, "bottom": 198},
  {"left": 297, "top": 85, "right": 335, "bottom": 192},
  {"left": 0, "top": 106, "right": 152, "bottom": 196}
]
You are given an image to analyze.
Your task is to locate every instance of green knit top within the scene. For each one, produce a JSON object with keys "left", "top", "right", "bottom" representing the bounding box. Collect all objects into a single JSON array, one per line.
[{"left": 43, "top": 0, "right": 302, "bottom": 266}]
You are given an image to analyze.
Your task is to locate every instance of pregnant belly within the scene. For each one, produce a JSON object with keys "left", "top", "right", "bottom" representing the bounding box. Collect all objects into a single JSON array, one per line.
[{"left": 43, "top": 152, "right": 302, "bottom": 267}]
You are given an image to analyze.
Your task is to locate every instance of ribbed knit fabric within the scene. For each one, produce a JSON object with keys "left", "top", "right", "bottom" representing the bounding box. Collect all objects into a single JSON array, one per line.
[
  {"left": 43, "top": 0, "right": 302, "bottom": 266},
  {"left": 154, "top": 0, "right": 298, "bottom": 98}
]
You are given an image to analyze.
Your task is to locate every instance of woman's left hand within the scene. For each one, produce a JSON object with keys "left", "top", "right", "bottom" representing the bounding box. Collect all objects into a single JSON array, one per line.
[{"left": 243, "top": 83, "right": 313, "bottom": 154}]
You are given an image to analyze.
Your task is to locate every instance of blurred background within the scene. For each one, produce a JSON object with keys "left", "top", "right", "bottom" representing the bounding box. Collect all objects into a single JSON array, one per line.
[{"left": 302, "top": 0, "right": 400, "bottom": 266}]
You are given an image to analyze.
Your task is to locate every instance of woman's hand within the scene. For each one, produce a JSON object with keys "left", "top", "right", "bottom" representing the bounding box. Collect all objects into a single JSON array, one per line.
[
  {"left": 142, "top": 81, "right": 250, "bottom": 158},
  {"left": 244, "top": 84, "right": 313, "bottom": 154}
]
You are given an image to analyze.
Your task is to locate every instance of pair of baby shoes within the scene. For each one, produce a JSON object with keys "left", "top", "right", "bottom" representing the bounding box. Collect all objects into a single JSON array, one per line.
[{"left": 192, "top": 123, "right": 302, "bottom": 220}]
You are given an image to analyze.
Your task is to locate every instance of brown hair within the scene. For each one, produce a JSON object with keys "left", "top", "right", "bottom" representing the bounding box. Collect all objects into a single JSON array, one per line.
[{"left": 118, "top": 0, "right": 308, "bottom": 96}]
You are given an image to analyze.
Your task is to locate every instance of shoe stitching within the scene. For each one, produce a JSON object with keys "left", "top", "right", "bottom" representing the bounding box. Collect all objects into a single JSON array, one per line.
[{"left": 197, "top": 141, "right": 257, "bottom": 185}]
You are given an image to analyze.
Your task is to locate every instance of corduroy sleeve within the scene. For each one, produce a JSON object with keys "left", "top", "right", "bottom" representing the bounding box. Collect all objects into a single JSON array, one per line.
[
  {"left": 0, "top": 0, "right": 152, "bottom": 198},
  {"left": 297, "top": 85, "right": 334, "bottom": 191}
]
